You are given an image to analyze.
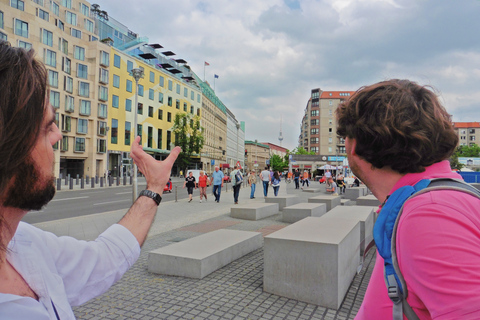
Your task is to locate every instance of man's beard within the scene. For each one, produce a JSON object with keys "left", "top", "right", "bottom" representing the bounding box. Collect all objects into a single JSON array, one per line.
[{"left": 4, "top": 158, "right": 56, "bottom": 211}]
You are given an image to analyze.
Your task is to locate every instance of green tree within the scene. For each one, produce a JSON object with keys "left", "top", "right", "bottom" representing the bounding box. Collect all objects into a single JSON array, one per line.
[
  {"left": 456, "top": 145, "right": 480, "bottom": 157},
  {"left": 290, "top": 147, "right": 315, "bottom": 155},
  {"left": 270, "top": 154, "right": 287, "bottom": 172},
  {"left": 172, "top": 113, "right": 204, "bottom": 173}
]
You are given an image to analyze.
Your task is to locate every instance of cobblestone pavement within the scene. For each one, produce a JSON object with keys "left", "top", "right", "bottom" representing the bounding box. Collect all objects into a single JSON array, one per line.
[{"left": 73, "top": 211, "right": 376, "bottom": 320}]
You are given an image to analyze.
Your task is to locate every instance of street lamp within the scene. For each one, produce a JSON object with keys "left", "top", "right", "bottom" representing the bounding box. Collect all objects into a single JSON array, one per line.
[
  {"left": 236, "top": 123, "right": 240, "bottom": 170},
  {"left": 130, "top": 68, "right": 144, "bottom": 203}
]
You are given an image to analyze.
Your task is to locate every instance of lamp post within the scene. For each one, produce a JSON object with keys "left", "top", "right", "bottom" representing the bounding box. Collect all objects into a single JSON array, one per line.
[
  {"left": 130, "top": 68, "right": 144, "bottom": 203},
  {"left": 236, "top": 123, "right": 240, "bottom": 170}
]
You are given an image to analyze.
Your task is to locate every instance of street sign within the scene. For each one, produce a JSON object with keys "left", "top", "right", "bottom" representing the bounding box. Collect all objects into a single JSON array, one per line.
[{"left": 236, "top": 161, "right": 242, "bottom": 169}]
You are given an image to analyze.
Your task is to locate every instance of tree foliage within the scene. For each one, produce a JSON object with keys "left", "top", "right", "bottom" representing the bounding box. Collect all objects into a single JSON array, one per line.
[
  {"left": 450, "top": 145, "right": 480, "bottom": 170},
  {"left": 290, "top": 147, "right": 315, "bottom": 155},
  {"left": 172, "top": 113, "right": 204, "bottom": 172},
  {"left": 270, "top": 154, "right": 288, "bottom": 172}
]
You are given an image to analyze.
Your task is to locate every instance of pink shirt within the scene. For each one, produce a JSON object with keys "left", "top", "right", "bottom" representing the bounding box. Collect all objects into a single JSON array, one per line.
[{"left": 356, "top": 161, "right": 480, "bottom": 320}]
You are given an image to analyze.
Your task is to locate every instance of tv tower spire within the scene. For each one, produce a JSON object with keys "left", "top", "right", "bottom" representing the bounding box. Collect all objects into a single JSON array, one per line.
[{"left": 279, "top": 116, "right": 284, "bottom": 146}]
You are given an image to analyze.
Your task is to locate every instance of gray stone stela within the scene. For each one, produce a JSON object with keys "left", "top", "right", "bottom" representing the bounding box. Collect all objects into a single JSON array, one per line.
[
  {"left": 148, "top": 229, "right": 263, "bottom": 279},
  {"left": 230, "top": 202, "right": 279, "bottom": 220},
  {"left": 308, "top": 194, "right": 341, "bottom": 211},
  {"left": 265, "top": 195, "right": 301, "bottom": 210},
  {"left": 282, "top": 202, "right": 327, "bottom": 223},
  {"left": 344, "top": 187, "right": 367, "bottom": 200},
  {"left": 263, "top": 217, "right": 361, "bottom": 309},
  {"left": 355, "top": 194, "right": 380, "bottom": 207},
  {"left": 302, "top": 188, "right": 322, "bottom": 193}
]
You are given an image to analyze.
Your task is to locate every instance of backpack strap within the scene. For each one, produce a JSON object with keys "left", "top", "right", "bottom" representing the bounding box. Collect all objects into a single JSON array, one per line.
[{"left": 388, "top": 178, "right": 480, "bottom": 320}]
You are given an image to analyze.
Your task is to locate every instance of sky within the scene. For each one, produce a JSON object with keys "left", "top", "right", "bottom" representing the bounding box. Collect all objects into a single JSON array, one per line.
[{"left": 95, "top": 0, "right": 480, "bottom": 151}]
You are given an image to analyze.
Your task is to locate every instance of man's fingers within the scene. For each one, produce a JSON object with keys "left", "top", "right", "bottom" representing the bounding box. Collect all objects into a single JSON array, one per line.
[{"left": 163, "top": 146, "right": 181, "bottom": 167}]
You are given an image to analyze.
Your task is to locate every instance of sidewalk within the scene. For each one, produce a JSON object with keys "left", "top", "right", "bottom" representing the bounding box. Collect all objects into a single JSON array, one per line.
[{"left": 33, "top": 180, "right": 374, "bottom": 320}]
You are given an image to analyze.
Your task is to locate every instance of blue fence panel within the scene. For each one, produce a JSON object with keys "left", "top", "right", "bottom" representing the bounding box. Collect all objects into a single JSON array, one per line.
[{"left": 457, "top": 172, "right": 480, "bottom": 183}]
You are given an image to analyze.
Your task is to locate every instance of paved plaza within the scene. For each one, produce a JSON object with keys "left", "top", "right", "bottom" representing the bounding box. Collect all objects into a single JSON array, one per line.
[{"left": 32, "top": 179, "right": 376, "bottom": 320}]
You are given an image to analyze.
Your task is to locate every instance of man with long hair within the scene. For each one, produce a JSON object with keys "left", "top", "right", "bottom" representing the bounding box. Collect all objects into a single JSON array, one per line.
[
  {"left": 0, "top": 41, "right": 180, "bottom": 319},
  {"left": 336, "top": 79, "right": 480, "bottom": 319}
]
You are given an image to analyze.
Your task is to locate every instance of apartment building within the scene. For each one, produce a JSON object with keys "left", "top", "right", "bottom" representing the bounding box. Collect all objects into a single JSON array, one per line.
[
  {"left": 1, "top": 0, "right": 112, "bottom": 179},
  {"left": 226, "top": 108, "right": 245, "bottom": 170},
  {"left": 245, "top": 141, "right": 270, "bottom": 172},
  {"left": 298, "top": 88, "right": 354, "bottom": 164},
  {"left": 453, "top": 122, "right": 480, "bottom": 147}
]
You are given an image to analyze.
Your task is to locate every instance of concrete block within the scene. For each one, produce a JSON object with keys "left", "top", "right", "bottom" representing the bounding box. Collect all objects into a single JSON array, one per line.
[
  {"left": 308, "top": 195, "right": 341, "bottom": 211},
  {"left": 321, "top": 206, "right": 375, "bottom": 257},
  {"left": 356, "top": 195, "right": 380, "bottom": 207},
  {"left": 344, "top": 187, "right": 363, "bottom": 200},
  {"left": 302, "top": 188, "right": 321, "bottom": 193},
  {"left": 264, "top": 217, "right": 360, "bottom": 309},
  {"left": 265, "top": 195, "right": 301, "bottom": 211},
  {"left": 231, "top": 202, "right": 279, "bottom": 220},
  {"left": 282, "top": 203, "right": 327, "bottom": 223},
  {"left": 148, "top": 229, "right": 263, "bottom": 279},
  {"left": 340, "top": 199, "right": 355, "bottom": 206}
]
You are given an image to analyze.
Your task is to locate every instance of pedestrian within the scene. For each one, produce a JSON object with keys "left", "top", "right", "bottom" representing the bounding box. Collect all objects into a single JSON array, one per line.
[
  {"left": 260, "top": 166, "right": 271, "bottom": 197},
  {"left": 0, "top": 41, "right": 181, "bottom": 319},
  {"left": 230, "top": 165, "right": 242, "bottom": 204},
  {"left": 336, "top": 79, "right": 480, "bottom": 319},
  {"left": 336, "top": 173, "right": 346, "bottom": 194},
  {"left": 248, "top": 170, "right": 257, "bottom": 199},
  {"left": 293, "top": 169, "right": 300, "bottom": 189},
  {"left": 210, "top": 166, "right": 224, "bottom": 202},
  {"left": 326, "top": 177, "right": 338, "bottom": 196},
  {"left": 301, "top": 170, "right": 310, "bottom": 189},
  {"left": 183, "top": 171, "right": 196, "bottom": 202},
  {"left": 271, "top": 171, "right": 281, "bottom": 196},
  {"left": 197, "top": 170, "right": 208, "bottom": 202}
]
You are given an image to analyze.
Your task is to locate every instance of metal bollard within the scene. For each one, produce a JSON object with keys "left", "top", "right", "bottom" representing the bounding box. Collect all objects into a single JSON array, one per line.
[
  {"left": 100, "top": 177, "right": 104, "bottom": 187},
  {"left": 57, "top": 178, "right": 61, "bottom": 191},
  {"left": 91, "top": 177, "right": 95, "bottom": 188},
  {"left": 86, "top": 176, "right": 89, "bottom": 184},
  {"left": 81, "top": 177, "right": 84, "bottom": 189},
  {"left": 130, "top": 175, "right": 132, "bottom": 185},
  {"left": 108, "top": 176, "right": 112, "bottom": 187},
  {"left": 123, "top": 175, "right": 127, "bottom": 185},
  {"left": 76, "top": 174, "right": 79, "bottom": 185},
  {"left": 116, "top": 177, "right": 120, "bottom": 186},
  {"left": 175, "top": 185, "right": 178, "bottom": 202},
  {"left": 69, "top": 177, "right": 73, "bottom": 190},
  {"left": 95, "top": 176, "right": 98, "bottom": 184}
]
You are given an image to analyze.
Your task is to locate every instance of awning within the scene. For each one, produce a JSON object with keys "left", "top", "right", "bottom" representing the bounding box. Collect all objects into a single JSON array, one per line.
[
  {"left": 138, "top": 53, "right": 156, "bottom": 60},
  {"left": 222, "top": 164, "right": 230, "bottom": 168}
]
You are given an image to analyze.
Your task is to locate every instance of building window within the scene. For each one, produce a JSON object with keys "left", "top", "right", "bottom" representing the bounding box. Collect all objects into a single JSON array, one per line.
[
  {"left": 126, "top": 80, "right": 132, "bottom": 92},
  {"left": 50, "top": 91, "right": 60, "bottom": 109},
  {"left": 470, "top": 136, "right": 476, "bottom": 141},
  {"left": 184, "top": 88, "right": 188, "bottom": 97},
  {"left": 138, "top": 85, "right": 144, "bottom": 97},
  {"left": 98, "top": 121, "right": 107, "bottom": 136},
  {"left": 38, "top": 9, "right": 49, "bottom": 21},
  {"left": 77, "top": 64, "right": 88, "bottom": 79},
  {"left": 84, "top": 19, "right": 94, "bottom": 33},
  {"left": 11, "top": 0, "right": 25, "bottom": 11},
  {"left": 61, "top": 0, "right": 72, "bottom": 8},
  {"left": 100, "top": 51, "right": 109, "bottom": 67},
  {"left": 97, "top": 139, "right": 106, "bottom": 153},
  {"left": 147, "top": 126, "right": 153, "bottom": 148},
  {"left": 112, "top": 95, "right": 119, "bottom": 108},
  {"left": 176, "top": 99, "right": 180, "bottom": 109},
  {"left": 124, "top": 121, "right": 131, "bottom": 146},
  {"left": 167, "top": 112, "right": 172, "bottom": 122},
  {"left": 149, "top": 88, "right": 154, "bottom": 100},
  {"left": 78, "top": 82, "right": 89, "bottom": 97},
  {"left": 157, "top": 129, "right": 162, "bottom": 149},
  {"left": 71, "top": 28, "right": 81, "bottom": 39},
  {"left": 75, "top": 138, "right": 85, "bottom": 152},
  {"left": 98, "top": 103, "right": 107, "bottom": 118},
  {"left": 197, "top": 94, "right": 201, "bottom": 103},
  {"left": 99, "top": 68, "right": 108, "bottom": 84},
  {"left": 113, "top": 75, "right": 120, "bottom": 88},
  {"left": 59, "top": 38, "right": 68, "bottom": 54},
  {"left": 310, "top": 119, "right": 319, "bottom": 126},
  {"left": 74, "top": 46, "right": 85, "bottom": 60},
  {"left": 191, "top": 91, "right": 194, "bottom": 100},
  {"left": 168, "top": 80, "right": 172, "bottom": 91},
  {"left": 64, "top": 76, "right": 73, "bottom": 93},
  {"left": 127, "top": 61, "right": 133, "bottom": 72},
  {"left": 158, "top": 109, "right": 163, "bottom": 120},
  {"left": 311, "top": 128, "right": 319, "bottom": 135},
  {"left": 65, "top": 95, "right": 74, "bottom": 112},
  {"left": 51, "top": 1, "right": 59, "bottom": 15},
  {"left": 80, "top": 3, "right": 89, "bottom": 15},
  {"left": 77, "top": 119, "right": 88, "bottom": 134},
  {"left": 99, "top": 86, "right": 108, "bottom": 101},
  {"left": 469, "top": 129, "right": 476, "bottom": 134},
  {"left": 311, "top": 137, "right": 319, "bottom": 144},
  {"left": 48, "top": 70, "right": 58, "bottom": 88},
  {"left": 329, "top": 128, "right": 333, "bottom": 133},
  {"left": 168, "top": 96, "right": 172, "bottom": 107},
  {"left": 66, "top": 11, "right": 76, "bottom": 25},
  {"left": 176, "top": 84, "right": 180, "bottom": 94},
  {"left": 61, "top": 115, "right": 71, "bottom": 132},
  {"left": 137, "top": 103, "right": 143, "bottom": 115},
  {"left": 125, "top": 99, "right": 132, "bottom": 112},
  {"left": 61, "top": 136, "right": 68, "bottom": 151},
  {"left": 56, "top": 19, "right": 64, "bottom": 31},
  {"left": 158, "top": 92, "right": 164, "bottom": 103},
  {"left": 0, "top": 32, "right": 6, "bottom": 41},
  {"left": 166, "top": 131, "right": 171, "bottom": 150},
  {"left": 44, "top": 49, "right": 56, "bottom": 67},
  {"left": 329, "top": 137, "right": 333, "bottom": 143},
  {"left": 148, "top": 106, "right": 153, "bottom": 117},
  {"left": 80, "top": 100, "right": 91, "bottom": 115},
  {"left": 113, "top": 54, "right": 121, "bottom": 68},
  {"left": 137, "top": 124, "right": 142, "bottom": 144},
  {"left": 311, "top": 110, "right": 319, "bottom": 117},
  {"left": 183, "top": 103, "right": 187, "bottom": 112},
  {"left": 111, "top": 119, "right": 118, "bottom": 144},
  {"left": 159, "top": 76, "right": 164, "bottom": 87},
  {"left": 14, "top": 19, "right": 28, "bottom": 38},
  {"left": 190, "top": 106, "right": 194, "bottom": 114},
  {"left": 149, "top": 71, "right": 154, "bottom": 83}
]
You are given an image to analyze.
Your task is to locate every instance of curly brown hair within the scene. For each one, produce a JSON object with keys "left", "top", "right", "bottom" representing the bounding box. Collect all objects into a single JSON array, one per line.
[{"left": 336, "top": 79, "right": 458, "bottom": 174}]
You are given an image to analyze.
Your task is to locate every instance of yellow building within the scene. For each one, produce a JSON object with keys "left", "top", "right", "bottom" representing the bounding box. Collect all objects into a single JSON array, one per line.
[
  {"left": 1, "top": 0, "right": 110, "bottom": 179},
  {"left": 107, "top": 47, "right": 202, "bottom": 176}
]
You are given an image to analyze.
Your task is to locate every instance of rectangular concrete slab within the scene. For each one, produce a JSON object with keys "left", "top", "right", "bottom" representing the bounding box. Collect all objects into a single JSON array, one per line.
[
  {"left": 282, "top": 203, "right": 327, "bottom": 223},
  {"left": 344, "top": 188, "right": 363, "bottom": 200},
  {"left": 230, "top": 202, "right": 279, "bottom": 220},
  {"left": 264, "top": 217, "right": 360, "bottom": 309},
  {"left": 265, "top": 195, "right": 301, "bottom": 211},
  {"left": 340, "top": 199, "right": 355, "bottom": 206},
  {"left": 148, "top": 229, "right": 263, "bottom": 279},
  {"left": 356, "top": 195, "right": 380, "bottom": 207},
  {"left": 307, "top": 195, "right": 341, "bottom": 211},
  {"left": 302, "top": 188, "right": 321, "bottom": 193},
  {"left": 321, "top": 206, "right": 375, "bottom": 257}
]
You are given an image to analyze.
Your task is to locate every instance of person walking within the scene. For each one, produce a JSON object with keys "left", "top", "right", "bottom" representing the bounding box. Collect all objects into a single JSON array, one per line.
[
  {"left": 271, "top": 171, "right": 281, "bottom": 196},
  {"left": 230, "top": 165, "right": 242, "bottom": 204},
  {"left": 301, "top": 170, "right": 310, "bottom": 189},
  {"left": 183, "top": 171, "right": 196, "bottom": 202},
  {"left": 293, "top": 169, "right": 300, "bottom": 189},
  {"left": 336, "top": 173, "right": 346, "bottom": 194},
  {"left": 210, "top": 166, "right": 224, "bottom": 203},
  {"left": 197, "top": 170, "right": 208, "bottom": 202},
  {"left": 260, "top": 167, "right": 271, "bottom": 197},
  {"left": 248, "top": 170, "right": 257, "bottom": 199}
]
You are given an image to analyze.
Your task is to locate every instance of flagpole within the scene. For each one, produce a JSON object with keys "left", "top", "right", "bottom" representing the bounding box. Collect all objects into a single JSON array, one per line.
[
  {"left": 204, "top": 64, "right": 206, "bottom": 81},
  {"left": 214, "top": 77, "right": 216, "bottom": 92}
]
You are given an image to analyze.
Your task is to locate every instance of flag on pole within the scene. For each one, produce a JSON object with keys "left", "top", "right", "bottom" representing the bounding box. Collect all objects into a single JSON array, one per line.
[
  {"left": 204, "top": 61, "right": 210, "bottom": 66},
  {"left": 214, "top": 74, "right": 219, "bottom": 79}
]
